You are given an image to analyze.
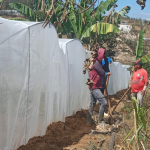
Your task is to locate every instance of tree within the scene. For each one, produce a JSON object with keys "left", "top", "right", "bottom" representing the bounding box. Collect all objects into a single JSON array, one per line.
[
  {"left": 9, "top": 0, "right": 50, "bottom": 21},
  {"left": 105, "top": 5, "right": 131, "bottom": 26},
  {"left": 8, "top": 0, "right": 130, "bottom": 50},
  {"left": 57, "top": 0, "right": 120, "bottom": 48}
]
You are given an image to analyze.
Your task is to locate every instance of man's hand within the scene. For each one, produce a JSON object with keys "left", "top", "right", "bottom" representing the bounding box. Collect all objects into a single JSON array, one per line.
[
  {"left": 107, "top": 72, "right": 111, "bottom": 76},
  {"left": 141, "top": 90, "right": 145, "bottom": 96}
]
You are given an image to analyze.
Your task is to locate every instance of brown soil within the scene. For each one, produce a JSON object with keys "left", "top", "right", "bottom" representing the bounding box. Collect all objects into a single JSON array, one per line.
[
  {"left": 134, "top": 25, "right": 141, "bottom": 31},
  {"left": 17, "top": 89, "right": 129, "bottom": 150},
  {"left": 17, "top": 110, "right": 96, "bottom": 150}
]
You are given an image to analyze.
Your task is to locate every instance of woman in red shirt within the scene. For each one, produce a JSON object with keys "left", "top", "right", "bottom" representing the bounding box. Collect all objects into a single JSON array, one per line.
[{"left": 131, "top": 60, "right": 149, "bottom": 107}]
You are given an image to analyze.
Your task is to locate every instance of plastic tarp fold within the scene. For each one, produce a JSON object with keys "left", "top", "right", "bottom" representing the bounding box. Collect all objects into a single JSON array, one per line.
[{"left": 59, "top": 39, "right": 90, "bottom": 116}]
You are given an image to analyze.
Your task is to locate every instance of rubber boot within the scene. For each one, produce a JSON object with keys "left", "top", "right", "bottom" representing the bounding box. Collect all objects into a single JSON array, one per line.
[
  {"left": 87, "top": 111, "right": 95, "bottom": 124},
  {"left": 98, "top": 113, "right": 104, "bottom": 123},
  {"left": 98, "top": 113, "right": 108, "bottom": 129}
]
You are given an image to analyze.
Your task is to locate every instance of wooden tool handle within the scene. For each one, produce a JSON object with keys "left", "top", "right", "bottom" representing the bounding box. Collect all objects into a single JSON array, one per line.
[{"left": 104, "top": 75, "right": 112, "bottom": 115}]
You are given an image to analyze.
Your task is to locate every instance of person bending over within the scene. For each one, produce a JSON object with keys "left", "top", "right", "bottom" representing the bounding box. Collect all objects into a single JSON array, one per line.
[{"left": 87, "top": 48, "right": 108, "bottom": 125}]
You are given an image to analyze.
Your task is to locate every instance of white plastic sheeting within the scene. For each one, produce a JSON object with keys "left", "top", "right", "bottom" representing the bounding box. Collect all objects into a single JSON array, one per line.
[
  {"left": 107, "top": 62, "right": 130, "bottom": 95},
  {"left": 0, "top": 18, "right": 89, "bottom": 150},
  {"left": 0, "top": 18, "right": 130, "bottom": 150},
  {"left": 58, "top": 39, "right": 90, "bottom": 114}
]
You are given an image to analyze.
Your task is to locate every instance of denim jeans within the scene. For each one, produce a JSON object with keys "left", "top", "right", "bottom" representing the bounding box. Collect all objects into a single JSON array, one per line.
[{"left": 89, "top": 89, "right": 107, "bottom": 114}]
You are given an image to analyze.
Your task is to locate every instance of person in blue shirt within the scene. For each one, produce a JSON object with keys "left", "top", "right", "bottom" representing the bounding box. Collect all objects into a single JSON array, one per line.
[{"left": 101, "top": 52, "right": 112, "bottom": 94}]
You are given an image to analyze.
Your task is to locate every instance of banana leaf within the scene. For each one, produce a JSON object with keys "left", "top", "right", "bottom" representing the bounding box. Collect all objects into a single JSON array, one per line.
[
  {"left": 94, "top": 0, "right": 118, "bottom": 20},
  {"left": 140, "top": 54, "right": 150, "bottom": 63},
  {"left": 135, "top": 29, "right": 144, "bottom": 60},
  {"left": 67, "top": 2, "right": 78, "bottom": 37},
  {"left": 9, "top": 3, "right": 36, "bottom": 20},
  {"left": 81, "top": 23, "right": 119, "bottom": 39},
  {"left": 117, "top": 6, "right": 131, "bottom": 18}
]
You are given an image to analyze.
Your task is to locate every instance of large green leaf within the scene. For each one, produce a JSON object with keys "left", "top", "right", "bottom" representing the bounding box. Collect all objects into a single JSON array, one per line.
[
  {"left": 106, "top": 6, "right": 131, "bottom": 26},
  {"left": 135, "top": 29, "right": 144, "bottom": 60},
  {"left": 140, "top": 54, "right": 150, "bottom": 63},
  {"left": 94, "top": 0, "right": 118, "bottom": 20},
  {"left": 9, "top": 3, "right": 36, "bottom": 20},
  {"left": 67, "top": 2, "right": 78, "bottom": 38},
  {"left": 117, "top": 6, "right": 131, "bottom": 18},
  {"left": 81, "top": 23, "right": 119, "bottom": 39}
]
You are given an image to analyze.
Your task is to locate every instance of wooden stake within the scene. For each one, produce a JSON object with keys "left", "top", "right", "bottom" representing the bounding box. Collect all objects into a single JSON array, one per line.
[
  {"left": 104, "top": 75, "right": 112, "bottom": 115},
  {"left": 103, "top": 75, "right": 109, "bottom": 97},
  {"left": 123, "top": 110, "right": 125, "bottom": 134},
  {"left": 133, "top": 109, "right": 139, "bottom": 150}
]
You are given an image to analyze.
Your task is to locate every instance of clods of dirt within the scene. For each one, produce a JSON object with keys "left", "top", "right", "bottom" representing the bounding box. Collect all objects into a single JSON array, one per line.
[{"left": 17, "top": 110, "right": 96, "bottom": 150}]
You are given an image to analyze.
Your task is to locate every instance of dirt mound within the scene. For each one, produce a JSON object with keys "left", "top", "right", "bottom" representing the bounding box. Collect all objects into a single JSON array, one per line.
[
  {"left": 17, "top": 111, "right": 96, "bottom": 150},
  {"left": 17, "top": 89, "right": 128, "bottom": 150}
]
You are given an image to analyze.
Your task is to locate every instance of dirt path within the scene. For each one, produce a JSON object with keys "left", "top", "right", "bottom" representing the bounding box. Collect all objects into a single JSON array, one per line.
[{"left": 17, "top": 89, "right": 129, "bottom": 150}]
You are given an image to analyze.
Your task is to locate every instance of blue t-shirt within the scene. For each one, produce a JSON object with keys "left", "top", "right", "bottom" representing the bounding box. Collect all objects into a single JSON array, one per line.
[
  {"left": 102, "top": 57, "right": 112, "bottom": 66},
  {"left": 102, "top": 57, "right": 112, "bottom": 85}
]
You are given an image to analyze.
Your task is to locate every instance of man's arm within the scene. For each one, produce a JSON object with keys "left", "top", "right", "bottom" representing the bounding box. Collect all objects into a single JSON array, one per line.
[
  {"left": 141, "top": 82, "right": 148, "bottom": 96},
  {"left": 93, "top": 61, "right": 105, "bottom": 76},
  {"left": 141, "top": 71, "right": 149, "bottom": 96}
]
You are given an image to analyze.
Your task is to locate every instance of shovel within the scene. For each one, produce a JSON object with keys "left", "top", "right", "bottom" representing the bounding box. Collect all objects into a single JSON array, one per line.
[{"left": 103, "top": 75, "right": 113, "bottom": 124}]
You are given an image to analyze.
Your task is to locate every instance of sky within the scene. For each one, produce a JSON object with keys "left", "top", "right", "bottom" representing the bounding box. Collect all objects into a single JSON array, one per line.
[{"left": 115, "top": 0, "right": 150, "bottom": 20}]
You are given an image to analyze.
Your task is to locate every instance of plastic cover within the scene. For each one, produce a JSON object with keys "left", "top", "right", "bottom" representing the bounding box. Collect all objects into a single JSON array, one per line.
[
  {"left": 0, "top": 18, "right": 90, "bottom": 150},
  {"left": 107, "top": 62, "right": 130, "bottom": 95},
  {"left": 58, "top": 39, "right": 90, "bottom": 116},
  {"left": 0, "top": 18, "right": 129, "bottom": 150}
]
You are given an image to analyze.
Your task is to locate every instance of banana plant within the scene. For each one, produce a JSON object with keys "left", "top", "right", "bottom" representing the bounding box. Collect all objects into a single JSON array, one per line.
[
  {"left": 105, "top": 6, "right": 131, "bottom": 26},
  {"left": 9, "top": 3, "right": 36, "bottom": 21},
  {"left": 9, "top": 0, "right": 51, "bottom": 21},
  {"left": 60, "top": 0, "right": 119, "bottom": 40},
  {"left": 135, "top": 29, "right": 144, "bottom": 60},
  {"left": 141, "top": 54, "right": 150, "bottom": 63},
  {"left": 81, "top": 23, "right": 119, "bottom": 39}
]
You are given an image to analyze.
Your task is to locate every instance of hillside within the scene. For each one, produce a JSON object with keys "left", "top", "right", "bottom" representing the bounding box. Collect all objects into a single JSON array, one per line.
[{"left": 112, "top": 18, "right": 150, "bottom": 65}]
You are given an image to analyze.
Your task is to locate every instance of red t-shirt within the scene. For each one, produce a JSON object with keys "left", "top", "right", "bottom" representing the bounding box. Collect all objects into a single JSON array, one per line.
[{"left": 131, "top": 68, "right": 148, "bottom": 93}]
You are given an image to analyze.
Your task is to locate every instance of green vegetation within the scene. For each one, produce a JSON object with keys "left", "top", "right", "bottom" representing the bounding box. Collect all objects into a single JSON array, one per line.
[
  {"left": 8, "top": 18, "right": 29, "bottom": 21},
  {"left": 1, "top": 0, "right": 130, "bottom": 49}
]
